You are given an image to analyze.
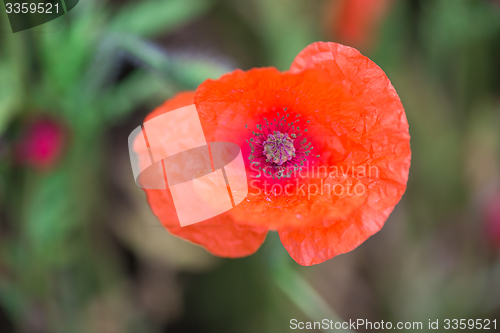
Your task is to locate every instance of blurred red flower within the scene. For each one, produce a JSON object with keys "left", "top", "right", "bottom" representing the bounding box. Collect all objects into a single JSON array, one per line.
[
  {"left": 328, "top": 0, "right": 394, "bottom": 51},
  {"left": 138, "top": 42, "right": 411, "bottom": 266},
  {"left": 16, "top": 117, "right": 65, "bottom": 169}
]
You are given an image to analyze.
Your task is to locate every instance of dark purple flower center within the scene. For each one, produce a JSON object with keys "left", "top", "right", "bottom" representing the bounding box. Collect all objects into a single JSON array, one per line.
[
  {"left": 263, "top": 131, "right": 295, "bottom": 166},
  {"left": 246, "top": 110, "right": 317, "bottom": 179}
]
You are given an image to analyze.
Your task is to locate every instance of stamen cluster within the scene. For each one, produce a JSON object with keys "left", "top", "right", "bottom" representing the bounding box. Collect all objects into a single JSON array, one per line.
[{"left": 246, "top": 109, "right": 318, "bottom": 179}]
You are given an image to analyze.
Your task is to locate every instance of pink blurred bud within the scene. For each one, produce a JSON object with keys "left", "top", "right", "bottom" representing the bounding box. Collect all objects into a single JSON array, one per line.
[
  {"left": 16, "top": 117, "right": 65, "bottom": 169},
  {"left": 484, "top": 192, "right": 500, "bottom": 249}
]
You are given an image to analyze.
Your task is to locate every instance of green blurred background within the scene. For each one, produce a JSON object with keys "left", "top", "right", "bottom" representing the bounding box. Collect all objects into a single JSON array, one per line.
[{"left": 1, "top": 0, "right": 500, "bottom": 332}]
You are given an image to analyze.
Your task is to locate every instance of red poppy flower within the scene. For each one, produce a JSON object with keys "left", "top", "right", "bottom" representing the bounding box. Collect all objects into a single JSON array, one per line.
[{"left": 137, "top": 42, "right": 411, "bottom": 265}]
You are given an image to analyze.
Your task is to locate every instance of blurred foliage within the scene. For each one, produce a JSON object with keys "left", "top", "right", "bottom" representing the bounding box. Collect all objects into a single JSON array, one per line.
[{"left": 0, "top": 0, "right": 500, "bottom": 332}]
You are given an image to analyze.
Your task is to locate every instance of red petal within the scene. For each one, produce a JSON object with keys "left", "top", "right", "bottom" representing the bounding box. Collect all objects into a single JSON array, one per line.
[
  {"left": 139, "top": 91, "right": 268, "bottom": 258},
  {"left": 278, "top": 42, "right": 411, "bottom": 265},
  {"left": 279, "top": 203, "right": 394, "bottom": 266},
  {"left": 167, "top": 215, "right": 268, "bottom": 258}
]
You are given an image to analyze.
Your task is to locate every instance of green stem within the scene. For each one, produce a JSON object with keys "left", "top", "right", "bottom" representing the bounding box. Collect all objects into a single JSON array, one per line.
[{"left": 269, "top": 242, "right": 355, "bottom": 332}]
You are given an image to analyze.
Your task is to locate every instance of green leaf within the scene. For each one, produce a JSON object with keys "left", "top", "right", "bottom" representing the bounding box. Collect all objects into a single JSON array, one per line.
[
  {"left": 234, "top": 0, "right": 319, "bottom": 70},
  {"left": 85, "top": 34, "right": 233, "bottom": 101},
  {"left": 0, "top": 62, "right": 22, "bottom": 133},
  {"left": 270, "top": 254, "right": 353, "bottom": 333},
  {"left": 0, "top": 279, "right": 25, "bottom": 325},
  {"left": 25, "top": 171, "right": 75, "bottom": 246},
  {"left": 37, "top": 0, "right": 106, "bottom": 94},
  {"left": 109, "top": 35, "right": 233, "bottom": 87},
  {"left": 99, "top": 72, "right": 176, "bottom": 124},
  {"left": 109, "top": 0, "right": 214, "bottom": 37},
  {"left": 165, "top": 53, "right": 234, "bottom": 88}
]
